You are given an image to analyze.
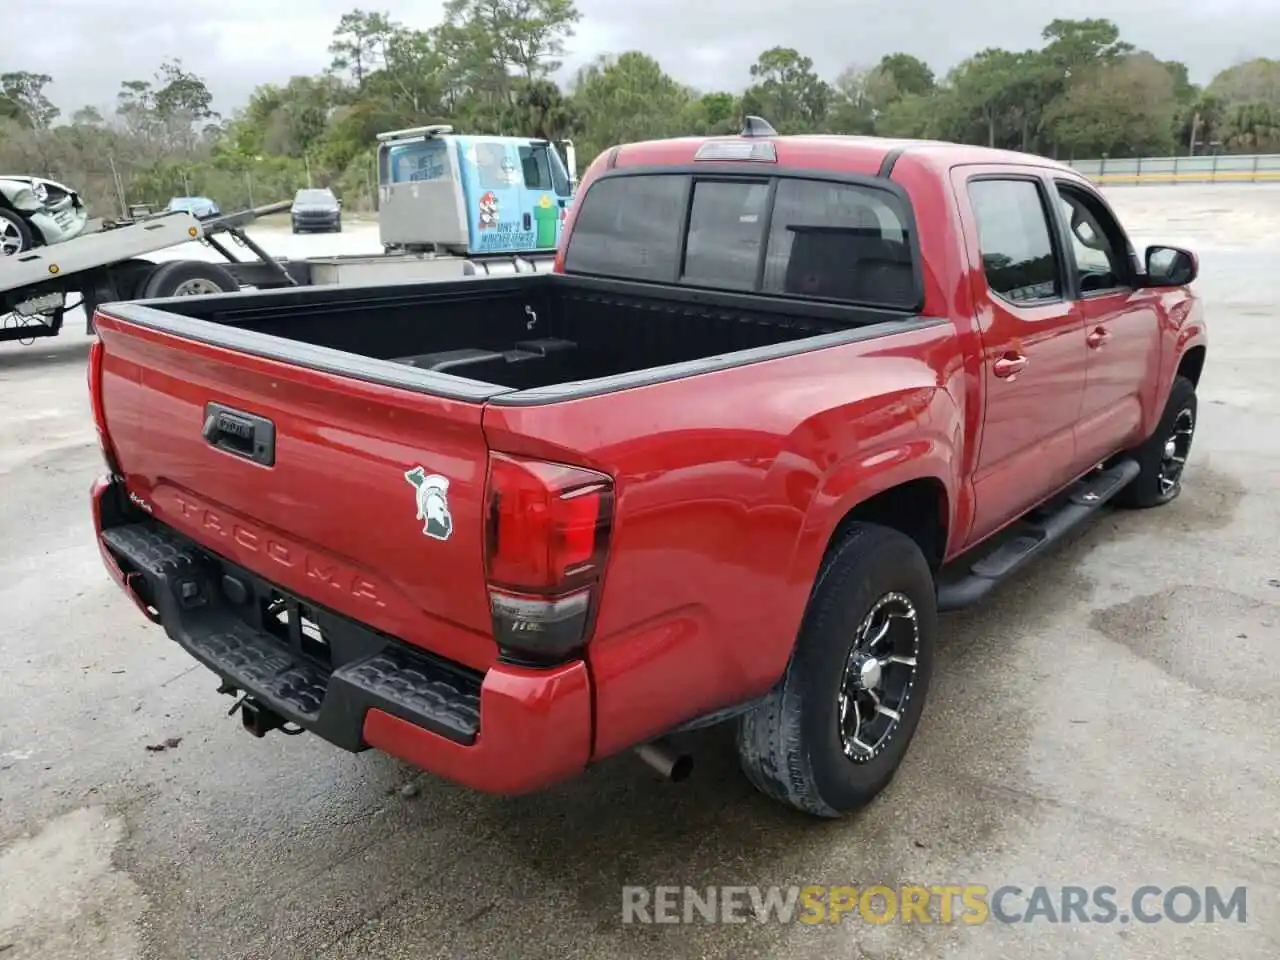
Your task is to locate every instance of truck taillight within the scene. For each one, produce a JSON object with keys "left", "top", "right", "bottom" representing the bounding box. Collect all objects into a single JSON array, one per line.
[
  {"left": 484, "top": 452, "right": 614, "bottom": 666},
  {"left": 87, "top": 333, "right": 121, "bottom": 475}
]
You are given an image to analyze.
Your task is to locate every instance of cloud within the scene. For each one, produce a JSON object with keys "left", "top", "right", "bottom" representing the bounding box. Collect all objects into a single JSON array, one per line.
[{"left": 12, "top": 0, "right": 1280, "bottom": 115}]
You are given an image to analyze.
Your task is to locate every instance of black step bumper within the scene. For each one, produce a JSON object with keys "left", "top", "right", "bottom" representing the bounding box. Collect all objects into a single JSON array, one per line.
[{"left": 99, "top": 521, "right": 482, "bottom": 750}]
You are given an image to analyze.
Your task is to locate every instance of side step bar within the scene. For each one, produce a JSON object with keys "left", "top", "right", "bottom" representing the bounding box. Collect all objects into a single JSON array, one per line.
[{"left": 936, "top": 458, "right": 1140, "bottom": 612}]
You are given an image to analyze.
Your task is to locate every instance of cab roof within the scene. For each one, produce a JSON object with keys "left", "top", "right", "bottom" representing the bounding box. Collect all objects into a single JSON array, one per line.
[{"left": 602, "top": 123, "right": 1079, "bottom": 179}]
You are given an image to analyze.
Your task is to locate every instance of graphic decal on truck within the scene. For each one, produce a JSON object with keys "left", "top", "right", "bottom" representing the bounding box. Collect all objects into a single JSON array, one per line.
[
  {"left": 534, "top": 193, "right": 558, "bottom": 247},
  {"left": 477, "top": 191, "right": 499, "bottom": 230},
  {"left": 404, "top": 467, "right": 453, "bottom": 541}
]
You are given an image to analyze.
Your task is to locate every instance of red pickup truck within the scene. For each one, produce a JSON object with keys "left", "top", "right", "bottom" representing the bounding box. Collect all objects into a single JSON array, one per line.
[{"left": 89, "top": 119, "right": 1206, "bottom": 818}]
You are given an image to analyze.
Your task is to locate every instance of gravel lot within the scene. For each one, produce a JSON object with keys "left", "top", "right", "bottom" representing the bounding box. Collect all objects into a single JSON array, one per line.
[{"left": 1, "top": 185, "right": 1278, "bottom": 960}]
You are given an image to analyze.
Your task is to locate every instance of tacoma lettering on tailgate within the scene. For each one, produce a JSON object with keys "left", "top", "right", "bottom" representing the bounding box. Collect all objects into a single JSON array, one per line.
[{"left": 157, "top": 489, "right": 387, "bottom": 609}]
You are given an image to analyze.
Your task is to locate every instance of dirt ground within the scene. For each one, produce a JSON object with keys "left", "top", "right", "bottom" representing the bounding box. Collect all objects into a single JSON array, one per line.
[{"left": 0, "top": 185, "right": 1277, "bottom": 960}]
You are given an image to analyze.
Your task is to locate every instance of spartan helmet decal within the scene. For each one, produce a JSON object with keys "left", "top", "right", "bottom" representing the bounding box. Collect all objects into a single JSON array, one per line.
[{"left": 404, "top": 467, "right": 453, "bottom": 541}]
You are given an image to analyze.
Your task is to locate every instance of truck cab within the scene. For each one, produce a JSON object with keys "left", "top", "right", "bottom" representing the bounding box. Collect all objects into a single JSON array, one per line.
[{"left": 375, "top": 125, "right": 577, "bottom": 257}]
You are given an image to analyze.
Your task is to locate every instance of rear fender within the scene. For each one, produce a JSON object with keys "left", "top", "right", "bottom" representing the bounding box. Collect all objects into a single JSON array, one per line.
[{"left": 782, "top": 385, "right": 960, "bottom": 642}]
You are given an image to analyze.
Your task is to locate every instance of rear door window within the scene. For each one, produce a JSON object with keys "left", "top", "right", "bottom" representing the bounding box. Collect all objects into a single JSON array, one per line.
[
  {"left": 762, "top": 179, "right": 914, "bottom": 307},
  {"left": 562, "top": 172, "right": 918, "bottom": 308}
]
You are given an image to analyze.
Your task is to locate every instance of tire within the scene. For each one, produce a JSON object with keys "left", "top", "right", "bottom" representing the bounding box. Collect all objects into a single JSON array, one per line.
[
  {"left": 735, "top": 523, "right": 937, "bottom": 818},
  {"left": 106, "top": 258, "right": 157, "bottom": 301},
  {"left": 0, "top": 208, "right": 35, "bottom": 257},
  {"left": 1114, "top": 375, "right": 1198, "bottom": 509},
  {"left": 142, "top": 260, "right": 240, "bottom": 299}
]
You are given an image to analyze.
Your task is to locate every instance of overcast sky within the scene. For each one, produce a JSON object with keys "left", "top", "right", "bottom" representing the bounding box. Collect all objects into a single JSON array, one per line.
[{"left": 13, "top": 0, "right": 1277, "bottom": 117}]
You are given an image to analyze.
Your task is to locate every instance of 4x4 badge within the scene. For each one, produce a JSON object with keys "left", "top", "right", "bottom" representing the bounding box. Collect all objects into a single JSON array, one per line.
[{"left": 404, "top": 467, "right": 453, "bottom": 541}]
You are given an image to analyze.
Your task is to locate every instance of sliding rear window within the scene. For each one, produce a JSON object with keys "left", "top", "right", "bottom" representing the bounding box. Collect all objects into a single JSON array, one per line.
[{"left": 562, "top": 172, "right": 919, "bottom": 309}]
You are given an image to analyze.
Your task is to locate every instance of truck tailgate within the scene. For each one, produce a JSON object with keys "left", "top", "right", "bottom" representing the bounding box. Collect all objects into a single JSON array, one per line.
[{"left": 93, "top": 312, "right": 497, "bottom": 672}]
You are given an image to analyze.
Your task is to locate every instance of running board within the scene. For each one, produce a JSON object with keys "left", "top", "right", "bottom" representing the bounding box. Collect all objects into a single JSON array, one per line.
[{"left": 936, "top": 458, "right": 1140, "bottom": 612}]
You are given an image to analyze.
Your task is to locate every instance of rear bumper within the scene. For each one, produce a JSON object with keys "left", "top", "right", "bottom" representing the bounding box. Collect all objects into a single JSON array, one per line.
[{"left": 91, "top": 476, "right": 592, "bottom": 794}]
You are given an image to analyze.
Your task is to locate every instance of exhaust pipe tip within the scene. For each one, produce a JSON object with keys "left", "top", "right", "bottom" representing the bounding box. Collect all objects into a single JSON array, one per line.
[{"left": 635, "top": 739, "right": 693, "bottom": 782}]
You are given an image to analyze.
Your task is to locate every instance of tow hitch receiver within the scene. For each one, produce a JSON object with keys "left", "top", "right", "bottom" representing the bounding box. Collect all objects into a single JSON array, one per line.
[
  {"left": 239, "top": 697, "right": 287, "bottom": 738},
  {"left": 220, "top": 683, "right": 307, "bottom": 739}
]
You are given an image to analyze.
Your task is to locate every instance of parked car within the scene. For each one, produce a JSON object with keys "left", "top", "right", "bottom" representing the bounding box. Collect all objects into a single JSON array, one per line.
[
  {"left": 88, "top": 119, "right": 1206, "bottom": 818},
  {"left": 0, "top": 175, "right": 91, "bottom": 256},
  {"left": 290, "top": 187, "right": 342, "bottom": 233},
  {"left": 165, "top": 196, "right": 221, "bottom": 220}
]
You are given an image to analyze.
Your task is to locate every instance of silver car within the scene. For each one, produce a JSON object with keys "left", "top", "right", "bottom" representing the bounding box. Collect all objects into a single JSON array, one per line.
[{"left": 0, "top": 176, "right": 91, "bottom": 257}]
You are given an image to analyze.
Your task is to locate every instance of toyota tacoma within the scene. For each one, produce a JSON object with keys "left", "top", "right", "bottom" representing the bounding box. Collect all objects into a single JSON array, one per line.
[{"left": 88, "top": 120, "right": 1206, "bottom": 817}]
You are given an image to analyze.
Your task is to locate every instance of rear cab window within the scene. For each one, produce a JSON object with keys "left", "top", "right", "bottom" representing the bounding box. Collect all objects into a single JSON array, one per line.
[{"left": 562, "top": 171, "right": 919, "bottom": 310}]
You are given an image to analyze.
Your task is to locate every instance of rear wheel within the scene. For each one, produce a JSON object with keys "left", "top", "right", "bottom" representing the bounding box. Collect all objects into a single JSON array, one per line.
[
  {"left": 87, "top": 259, "right": 158, "bottom": 334},
  {"left": 141, "top": 260, "right": 240, "bottom": 298},
  {"left": 0, "top": 209, "right": 34, "bottom": 257},
  {"left": 735, "top": 523, "right": 937, "bottom": 817}
]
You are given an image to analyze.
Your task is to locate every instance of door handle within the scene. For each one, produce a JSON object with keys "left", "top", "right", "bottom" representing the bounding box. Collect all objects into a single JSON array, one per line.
[
  {"left": 1087, "top": 327, "right": 1110, "bottom": 349},
  {"left": 993, "top": 354, "right": 1028, "bottom": 378}
]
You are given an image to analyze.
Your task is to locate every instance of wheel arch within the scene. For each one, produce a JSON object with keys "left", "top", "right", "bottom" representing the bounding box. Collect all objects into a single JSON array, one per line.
[
  {"left": 822, "top": 476, "right": 951, "bottom": 574},
  {"left": 1176, "top": 344, "right": 1206, "bottom": 388}
]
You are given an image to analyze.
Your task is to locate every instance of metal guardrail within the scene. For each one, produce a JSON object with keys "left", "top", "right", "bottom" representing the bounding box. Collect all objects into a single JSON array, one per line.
[{"left": 1066, "top": 154, "right": 1280, "bottom": 185}]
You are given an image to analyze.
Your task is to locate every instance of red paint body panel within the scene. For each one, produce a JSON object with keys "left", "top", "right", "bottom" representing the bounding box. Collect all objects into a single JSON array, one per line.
[
  {"left": 92, "top": 131, "right": 1207, "bottom": 796},
  {"left": 91, "top": 313, "right": 497, "bottom": 672}
]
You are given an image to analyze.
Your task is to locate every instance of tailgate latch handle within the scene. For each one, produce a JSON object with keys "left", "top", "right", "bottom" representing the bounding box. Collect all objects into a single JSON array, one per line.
[{"left": 201, "top": 402, "right": 276, "bottom": 467}]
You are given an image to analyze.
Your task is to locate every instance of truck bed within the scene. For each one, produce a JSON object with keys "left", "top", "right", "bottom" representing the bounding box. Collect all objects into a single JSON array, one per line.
[{"left": 103, "top": 273, "right": 921, "bottom": 403}]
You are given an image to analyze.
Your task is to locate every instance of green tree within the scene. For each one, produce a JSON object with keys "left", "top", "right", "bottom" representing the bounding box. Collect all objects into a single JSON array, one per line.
[
  {"left": 826, "top": 66, "right": 877, "bottom": 134},
  {"left": 1220, "top": 100, "right": 1280, "bottom": 152},
  {"left": 1206, "top": 57, "right": 1280, "bottom": 108},
  {"left": 0, "top": 71, "right": 59, "bottom": 128},
  {"left": 872, "top": 53, "right": 936, "bottom": 100},
  {"left": 681, "top": 91, "right": 740, "bottom": 135},
  {"left": 569, "top": 52, "right": 690, "bottom": 164},
  {"left": 948, "top": 48, "right": 1044, "bottom": 149},
  {"left": 363, "top": 27, "right": 448, "bottom": 118},
  {"left": 328, "top": 9, "right": 396, "bottom": 86},
  {"left": 153, "top": 59, "right": 218, "bottom": 122},
  {"left": 1044, "top": 52, "right": 1178, "bottom": 158},
  {"left": 1041, "top": 17, "right": 1134, "bottom": 72},
  {"left": 432, "top": 0, "right": 579, "bottom": 132},
  {"left": 740, "top": 47, "right": 830, "bottom": 133},
  {"left": 502, "top": 77, "right": 578, "bottom": 139}
]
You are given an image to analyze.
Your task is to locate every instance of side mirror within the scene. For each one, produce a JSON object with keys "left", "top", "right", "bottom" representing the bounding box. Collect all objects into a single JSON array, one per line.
[{"left": 1144, "top": 245, "right": 1197, "bottom": 287}]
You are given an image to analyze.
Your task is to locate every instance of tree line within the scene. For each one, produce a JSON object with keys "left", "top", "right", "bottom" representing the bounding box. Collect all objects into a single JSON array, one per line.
[{"left": 3, "top": 3, "right": 1280, "bottom": 217}]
